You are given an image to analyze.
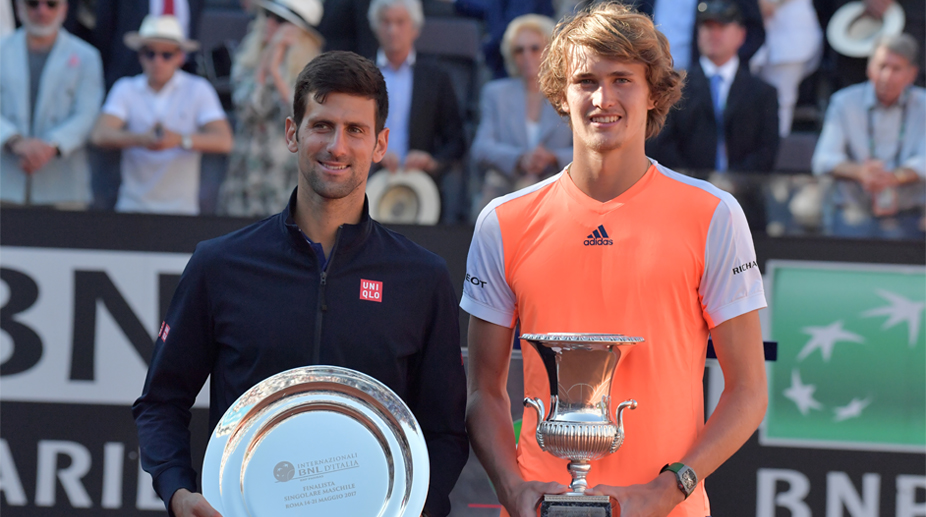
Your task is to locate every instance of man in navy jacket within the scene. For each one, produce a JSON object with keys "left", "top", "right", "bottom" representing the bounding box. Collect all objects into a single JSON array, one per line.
[
  {"left": 646, "top": 0, "right": 779, "bottom": 175},
  {"left": 133, "top": 51, "right": 468, "bottom": 517}
]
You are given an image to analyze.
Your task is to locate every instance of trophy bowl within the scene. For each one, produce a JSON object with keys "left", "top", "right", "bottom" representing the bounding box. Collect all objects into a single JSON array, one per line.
[{"left": 521, "top": 333, "right": 643, "bottom": 516}]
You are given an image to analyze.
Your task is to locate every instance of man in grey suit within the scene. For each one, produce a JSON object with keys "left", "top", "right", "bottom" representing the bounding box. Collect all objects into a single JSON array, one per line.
[{"left": 0, "top": 0, "right": 104, "bottom": 207}]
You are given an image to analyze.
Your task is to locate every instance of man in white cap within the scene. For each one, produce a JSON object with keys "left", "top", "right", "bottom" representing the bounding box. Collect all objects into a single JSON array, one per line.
[
  {"left": 1, "top": 0, "right": 103, "bottom": 207},
  {"left": 90, "top": 14, "right": 233, "bottom": 215}
]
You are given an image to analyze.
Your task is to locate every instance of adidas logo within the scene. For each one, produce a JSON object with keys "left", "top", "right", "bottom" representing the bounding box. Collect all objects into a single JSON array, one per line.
[{"left": 584, "top": 225, "right": 614, "bottom": 246}]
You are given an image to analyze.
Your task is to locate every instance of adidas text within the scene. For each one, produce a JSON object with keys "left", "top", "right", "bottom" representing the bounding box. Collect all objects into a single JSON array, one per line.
[{"left": 584, "top": 225, "right": 613, "bottom": 246}]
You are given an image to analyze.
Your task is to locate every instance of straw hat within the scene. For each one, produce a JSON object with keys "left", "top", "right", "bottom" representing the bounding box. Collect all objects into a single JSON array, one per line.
[
  {"left": 258, "top": 0, "right": 324, "bottom": 35},
  {"left": 366, "top": 170, "right": 441, "bottom": 225},
  {"left": 124, "top": 15, "right": 200, "bottom": 52},
  {"left": 826, "top": 1, "right": 905, "bottom": 58}
]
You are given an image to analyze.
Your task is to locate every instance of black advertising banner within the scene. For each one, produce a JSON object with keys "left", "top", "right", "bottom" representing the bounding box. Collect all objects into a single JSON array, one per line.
[
  {"left": 1, "top": 208, "right": 924, "bottom": 516},
  {"left": 0, "top": 401, "right": 210, "bottom": 515}
]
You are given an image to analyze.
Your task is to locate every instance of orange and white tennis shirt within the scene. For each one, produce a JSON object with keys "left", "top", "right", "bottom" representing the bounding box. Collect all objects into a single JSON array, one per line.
[{"left": 460, "top": 162, "right": 766, "bottom": 517}]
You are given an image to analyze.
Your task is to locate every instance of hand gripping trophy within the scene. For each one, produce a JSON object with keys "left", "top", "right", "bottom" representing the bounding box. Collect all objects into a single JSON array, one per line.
[{"left": 521, "top": 333, "right": 643, "bottom": 517}]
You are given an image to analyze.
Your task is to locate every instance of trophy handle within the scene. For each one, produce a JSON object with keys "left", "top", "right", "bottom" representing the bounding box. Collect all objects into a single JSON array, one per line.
[
  {"left": 523, "top": 397, "right": 547, "bottom": 450},
  {"left": 614, "top": 399, "right": 637, "bottom": 435},
  {"left": 524, "top": 397, "right": 546, "bottom": 421}
]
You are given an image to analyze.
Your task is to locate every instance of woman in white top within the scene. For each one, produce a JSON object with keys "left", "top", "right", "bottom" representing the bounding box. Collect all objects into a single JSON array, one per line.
[
  {"left": 470, "top": 14, "right": 573, "bottom": 217},
  {"left": 750, "top": 0, "right": 823, "bottom": 136}
]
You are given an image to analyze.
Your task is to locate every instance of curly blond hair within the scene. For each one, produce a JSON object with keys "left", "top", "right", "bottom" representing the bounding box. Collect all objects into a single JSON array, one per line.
[{"left": 539, "top": 1, "right": 684, "bottom": 139}]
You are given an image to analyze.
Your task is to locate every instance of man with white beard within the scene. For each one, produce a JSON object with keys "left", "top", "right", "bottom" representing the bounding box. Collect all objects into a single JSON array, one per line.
[{"left": 0, "top": 0, "right": 103, "bottom": 207}]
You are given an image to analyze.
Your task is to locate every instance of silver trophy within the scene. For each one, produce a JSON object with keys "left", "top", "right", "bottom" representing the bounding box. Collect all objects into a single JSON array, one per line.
[{"left": 521, "top": 333, "right": 643, "bottom": 517}]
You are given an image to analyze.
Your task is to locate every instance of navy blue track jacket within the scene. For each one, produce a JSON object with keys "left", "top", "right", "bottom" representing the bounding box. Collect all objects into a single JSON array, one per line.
[{"left": 133, "top": 190, "right": 469, "bottom": 516}]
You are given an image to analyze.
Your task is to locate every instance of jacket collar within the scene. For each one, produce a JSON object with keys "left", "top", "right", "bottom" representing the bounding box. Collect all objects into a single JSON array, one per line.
[
  {"left": 376, "top": 48, "right": 417, "bottom": 70},
  {"left": 279, "top": 187, "right": 374, "bottom": 261}
]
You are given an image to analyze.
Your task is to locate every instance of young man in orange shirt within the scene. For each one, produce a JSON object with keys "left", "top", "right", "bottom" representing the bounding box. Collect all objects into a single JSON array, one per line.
[{"left": 461, "top": 3, "right": 769, "bottom": 516}]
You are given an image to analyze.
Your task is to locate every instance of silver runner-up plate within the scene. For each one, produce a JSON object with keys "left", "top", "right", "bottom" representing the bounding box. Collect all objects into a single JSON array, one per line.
[{"left": 201, "top": 365, "right": 429, "bottom": 517}]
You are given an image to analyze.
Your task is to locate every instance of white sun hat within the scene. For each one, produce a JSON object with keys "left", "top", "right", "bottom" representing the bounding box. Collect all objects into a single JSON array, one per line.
[
  {"left": 826, "top": 1, "right": 905, "bottom": 58},
  {"left": 366, "top": 169, "right": 441, "bottom": 225},
  {"left": 124, "top": 14, "right": 200, "bottom": 52},
  {"left": 257, "top": 0, "right": 324, "bottom": 33}
]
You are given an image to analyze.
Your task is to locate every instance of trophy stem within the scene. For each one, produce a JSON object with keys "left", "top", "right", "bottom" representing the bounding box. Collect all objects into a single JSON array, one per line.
[{"left": 566, "top": 460, "right": 592, "bottom": 494}]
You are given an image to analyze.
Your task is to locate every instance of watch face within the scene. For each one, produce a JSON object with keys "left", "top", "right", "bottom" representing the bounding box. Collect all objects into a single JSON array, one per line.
[{"left": 680, "top": 467, "right": 697, "bottom": 492}]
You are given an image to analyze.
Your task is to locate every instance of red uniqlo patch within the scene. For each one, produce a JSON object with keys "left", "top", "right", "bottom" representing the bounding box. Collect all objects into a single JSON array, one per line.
[
  {"left": 158, "top": 321, "right": 171, "bottom": 342},
  {"left": 359, "top": 279, "right": 383, "bottom": 302}
]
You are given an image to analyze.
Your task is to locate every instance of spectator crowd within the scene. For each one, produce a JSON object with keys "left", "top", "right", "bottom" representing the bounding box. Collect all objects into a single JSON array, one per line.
[{"left": 1, "top": 0, "right": 923, "bottom": 239}]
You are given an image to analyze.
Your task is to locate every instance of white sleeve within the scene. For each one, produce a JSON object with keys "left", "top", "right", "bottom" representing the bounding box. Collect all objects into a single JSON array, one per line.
[
  {"left": 699, "top": 193, "right": 767, "bottom": 328},
  {"left": 460, "top": 205, "right": 518, "bottom": 328},
  {"left": 100, "top": 79, "right": 130, "bottom": 121},
  {"left": 194, "top": 80, "right": 227, "bottom": 126}
]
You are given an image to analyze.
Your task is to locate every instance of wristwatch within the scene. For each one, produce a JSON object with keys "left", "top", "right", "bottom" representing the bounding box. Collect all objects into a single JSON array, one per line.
[
  {"left": 181, "top": 135, "right": 193, "bottom": 150},
  {"left": 661, "top": 462, "right": 698, "bottom": 499}
]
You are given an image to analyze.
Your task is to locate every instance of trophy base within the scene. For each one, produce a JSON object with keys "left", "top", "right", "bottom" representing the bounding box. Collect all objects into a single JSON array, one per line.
[{"left": 540, "top": 494, "right": 611, "bottom": 517}]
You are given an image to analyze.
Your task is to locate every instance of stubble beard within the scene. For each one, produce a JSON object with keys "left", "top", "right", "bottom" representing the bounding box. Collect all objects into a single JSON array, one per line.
[
  {"left": 305, "top": 162, "right": 367, "bottom": 200},
  {"left": 580, "top": 128, "right": 624, "bottom": 154}
]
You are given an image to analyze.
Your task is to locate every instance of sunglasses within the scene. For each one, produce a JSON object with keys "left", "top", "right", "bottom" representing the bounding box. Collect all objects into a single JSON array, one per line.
[
  {"left": 26, "top": 0, "right": 60, "bottom": 8},
  {"left": 512, "top": 44, "right": 543, "bottom": 56},
  {"left": 140, "top": 48, "right": 178, "bottom": 61}
]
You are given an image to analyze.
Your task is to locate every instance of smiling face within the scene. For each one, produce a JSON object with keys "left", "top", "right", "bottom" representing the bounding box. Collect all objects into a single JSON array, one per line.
[
  {"left": 286, "top": 92, "right": 389, "bottom": 204},
  {"left": 561, "top": 46, "right": 655, "bottom": 155}
]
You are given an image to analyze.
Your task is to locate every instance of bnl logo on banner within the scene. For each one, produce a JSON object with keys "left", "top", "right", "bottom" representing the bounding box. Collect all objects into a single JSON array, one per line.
[
  {"left": 763, "top": 261, "right": 926, "bottom": 452},
  {"left": 0, "top": 246, "right": 195, "bottom": 512}
]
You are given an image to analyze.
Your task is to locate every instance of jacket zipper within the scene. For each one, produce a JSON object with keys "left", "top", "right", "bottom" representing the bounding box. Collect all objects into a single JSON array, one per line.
[{"left": 312, "top": 227, "right": 342, "bottom": 365}]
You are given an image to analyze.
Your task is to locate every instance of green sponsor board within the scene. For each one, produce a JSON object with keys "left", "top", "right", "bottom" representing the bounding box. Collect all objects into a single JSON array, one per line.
[{"left": 763, "top": 260, "right": 926, "bottom": 452}]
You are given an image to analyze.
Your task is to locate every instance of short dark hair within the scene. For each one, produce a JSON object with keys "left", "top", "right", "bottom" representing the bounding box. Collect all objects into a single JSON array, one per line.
[{"left": 292, "top": 51, "right": 389, "bottom": 134}]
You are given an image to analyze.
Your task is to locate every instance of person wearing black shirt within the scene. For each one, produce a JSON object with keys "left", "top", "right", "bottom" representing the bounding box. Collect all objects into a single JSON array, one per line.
[{"left": 133, "top": 51, "right": 468, "bottom": 517}]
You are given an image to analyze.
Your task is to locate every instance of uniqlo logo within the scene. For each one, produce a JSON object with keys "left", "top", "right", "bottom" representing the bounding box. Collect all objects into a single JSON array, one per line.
[
  {"left": 359, "top": 279, "right": 383, "bottom": 302},
  {"left": 158, "top": 321, "right": 171, "bottom": 342}
]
